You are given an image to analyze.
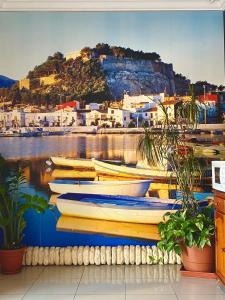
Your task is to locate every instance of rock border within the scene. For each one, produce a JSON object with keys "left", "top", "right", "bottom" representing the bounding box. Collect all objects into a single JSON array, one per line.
[{"left": 23, "top": 246, "right": 181, "bottom": 266}]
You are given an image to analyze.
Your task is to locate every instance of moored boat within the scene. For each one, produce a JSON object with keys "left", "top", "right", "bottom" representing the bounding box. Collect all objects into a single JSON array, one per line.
[
  {"left": 92, "top": 159, "right": 212, "bottom": 183},
  {"left": 56, "top": 193, "right": 181, "bottom": 224},
  {"left": 49, "top": 179, "right": 151, "bottom": 197},
  {"left": 0, "top": 129, "right": 20, "bottom": 137},
  {"left": 50, "top": 157, "right": 123, "bottom": 169},
  {"left": 51, "top": 157, "right": 93, "bottom": 169},
  {"left": 92, "top": 158, "right": 173, "bottom": 180}
]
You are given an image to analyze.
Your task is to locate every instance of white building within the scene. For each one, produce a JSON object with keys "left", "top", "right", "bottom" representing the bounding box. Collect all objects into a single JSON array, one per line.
[
  {"left": 122, "top": 93, "right": 164, "bottom": 112},
  {"left": 132, "top": 107, "right": 158, "bottom": 127},
  {"left": 24, "top": 111, "right": 80, "bottom": 127},
  {"left": 0, "top": 110, "right": 25, "bottom": 128},
  {"left": 85, "top": 103, "right": 101, "bottom": 111},
  {"left": 86, "top": 110, "right": 108, "bottom": 126},
  {"left": 107, "top": 108, "right": 131, "bottom": 127},
  {"left": 86, "top": 108, "right": 131, "bottom": 127},
  {"left": 157, "top": 99, "right": 176, "bottom": 122}
]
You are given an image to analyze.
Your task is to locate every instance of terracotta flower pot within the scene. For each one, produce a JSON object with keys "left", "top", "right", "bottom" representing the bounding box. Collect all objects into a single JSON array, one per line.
[
  {"left": 0, "top": 248, "right": 25, "bottom": 274},
  {"left": 181, "top": 245, "right": 215, "bottom": 272}
]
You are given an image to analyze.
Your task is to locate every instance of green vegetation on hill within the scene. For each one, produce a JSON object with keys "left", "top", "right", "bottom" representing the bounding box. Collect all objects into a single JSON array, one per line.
[
  {"left": 3, "top": 51, "right": 112, "bottom": 106},
  {"left": 80, "top": 43, "right": 161, "bottom": 61},
  {"left": 58, "top": 57, "right": 111, "bottom": 103},
  {"left": 27, "top": 52, "right": 65, "bottom": 79}
]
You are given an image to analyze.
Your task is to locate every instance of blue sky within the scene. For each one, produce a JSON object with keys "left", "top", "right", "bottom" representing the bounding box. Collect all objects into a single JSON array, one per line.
[{"left": 0, "top": 11, "right": 224, "bottom": 85}]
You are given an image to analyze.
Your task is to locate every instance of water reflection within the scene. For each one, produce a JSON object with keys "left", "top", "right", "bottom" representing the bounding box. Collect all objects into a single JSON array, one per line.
[
  {"left": 1, "top": 134, "right": 221, "bottom": 245},
  {"left": 0, "top": 134, "right": 140, "bottom": 163}
]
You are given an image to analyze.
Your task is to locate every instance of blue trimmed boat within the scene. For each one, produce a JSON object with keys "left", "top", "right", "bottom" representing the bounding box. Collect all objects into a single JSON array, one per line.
[{"left": 56, "top": 193, "right": 208, "bottom": 224}]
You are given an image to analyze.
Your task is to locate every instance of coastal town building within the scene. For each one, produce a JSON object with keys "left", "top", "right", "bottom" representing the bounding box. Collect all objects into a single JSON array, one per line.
[
  {"left": 122, "top": 93, "right": 163, "bottom": 112},
  {"left": 132, "top": 106, "right": 158, "bottom": 127},
  {"left": 86, "top": 108, "right": 131, "bottom": 127},
  {"left": 0, "top": 109, "right": 81, "bottom": 128},
  {"left": 0, "top": 91, "right": 224, "bottom": 130},
  {"left": 158, "top": 98, "right": 177, "bottom": 121},
  {"left": 198, "top": 94, "right": 220, "bottom": 124},
  {"left": 0, "top": 109, "right": 25, "bottom": 128},
  {"left": 86, "top": 109, "right": 106, "bottom": 126},
  {"left": 85, "top": 103, "right": 101, "bottom": 111},
  {"left": 56, "top": 100, "right": 80, "bottom": 111},
  {"left": 107, "top": 108, "right": 131, "bottom": 127},
  {"left": 75, "top": 109, "right": 91, "bottom": 126},
  {"left": 24, "top": 111, "right": 80, "bottom": 127}
]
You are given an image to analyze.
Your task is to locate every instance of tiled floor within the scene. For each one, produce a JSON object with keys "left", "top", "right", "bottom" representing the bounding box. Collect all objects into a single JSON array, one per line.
[{"left": 0, "top": 265, "right": 224, "bottom": 300}]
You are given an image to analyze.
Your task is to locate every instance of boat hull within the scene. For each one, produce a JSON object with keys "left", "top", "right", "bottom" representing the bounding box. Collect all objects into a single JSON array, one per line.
[
  {"left": 93, "top": 159, "right": 172, "bottom": 179},
  {"left": 49, "top": 179, "right": 151, "bottom": 197},
  {"left": 56, "top": 198, "right": 176, "bottom": 224},
  {"left": 51, "top": 157, "right": 93, "bottom": 169}
]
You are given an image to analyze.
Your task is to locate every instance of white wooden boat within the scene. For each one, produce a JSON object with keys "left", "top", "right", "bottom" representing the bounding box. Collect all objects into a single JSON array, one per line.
[
  {"left": 92, "top": 159, "right": 173, "bottom": 179},
  {"left": 51, "top": 157, "right": 94, "bottom": 169},
  {"left": 56, "top": 193, "right": 181, "bottom": 224},
  {"left": 50, "top": 157, "right": 123, "bottom": 169},
  {"left": 49, "top": 179, "right": 151, "bottom": 197}
]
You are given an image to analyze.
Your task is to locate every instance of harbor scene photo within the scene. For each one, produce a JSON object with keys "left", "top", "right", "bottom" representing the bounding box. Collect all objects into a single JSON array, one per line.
[{"left": 0, "top": 11, "right": 224, "bottom": 248}]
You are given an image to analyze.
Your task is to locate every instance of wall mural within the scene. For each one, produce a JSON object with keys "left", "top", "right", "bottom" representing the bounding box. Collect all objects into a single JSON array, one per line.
[{"left": 0, "top": 11, "right": 224, "bottom": 248}]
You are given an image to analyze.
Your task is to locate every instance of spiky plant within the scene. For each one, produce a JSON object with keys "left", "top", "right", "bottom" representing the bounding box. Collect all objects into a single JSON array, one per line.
[
  {"left": 138, "top": 85, "right": 204, "bottom": 210},
  {"left": 0, "top": 155, "right": 49, "bottom": 250}
]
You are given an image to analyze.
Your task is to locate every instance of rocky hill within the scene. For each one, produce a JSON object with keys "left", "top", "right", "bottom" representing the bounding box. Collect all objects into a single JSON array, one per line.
[
  {"left": 100, "top": 55, "right": 182, "bottom": 99},
  {"left": 2, "top": 44, "right": 200, "bottom": 106}
]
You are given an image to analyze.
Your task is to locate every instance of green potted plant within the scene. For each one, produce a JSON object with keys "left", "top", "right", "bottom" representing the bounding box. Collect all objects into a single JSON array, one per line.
[
  {"left": 158, "top": 206, "right": 215, "bottom": 272},
  {"left": 0, "top": 155, "right": 49, "bottom": 274},
  {"left": 138, "top": 85, "right": 215, "bottom": 272}
]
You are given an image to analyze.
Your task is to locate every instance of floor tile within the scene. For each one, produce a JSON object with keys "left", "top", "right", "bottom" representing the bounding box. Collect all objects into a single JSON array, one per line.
[
  {"left": 0, "top": 267, "right": 45, "bottom": 281},
  {"left": 74, "top": 295, "right": 125, "bottom": 300},
  {"left": 42, "top": 266, "right": 84, "bottom": 279},
  {"left": 82, "top": 265, "right": 125, "bottom": 281},
  {"left": 172, "top": 278, "right": 224, "bottom": 295},
  {"left": 177, "top": 295, "right": 225, "bottom": 300},
  {"left": 126, "top": 295, "right": 178, "bottom": 300},
  {"left": 77, "top": 280, "right": 125, "bottom": 295},
  {"left": 125, "top": 265, "right": 180, "bottom": 282},
  {"left": 23, "top": 295, "right": 75, "bottom": 300},
  {"left": 126, "top": 280, "right": 175, "bottom": 295},
  {"left": 0, "top": 280, "right": 32, "bottom": 295},
  {"left": 27, "top": 278, "right": 80, "bottom": 295}
]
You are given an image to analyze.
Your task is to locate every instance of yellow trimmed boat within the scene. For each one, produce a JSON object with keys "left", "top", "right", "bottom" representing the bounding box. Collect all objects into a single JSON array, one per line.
[
  {"left": 92, "top": 159, "right": 173, "bottom": 180},
  {"left": 51, "top": 157, "right": 94, "bottom": 169}
]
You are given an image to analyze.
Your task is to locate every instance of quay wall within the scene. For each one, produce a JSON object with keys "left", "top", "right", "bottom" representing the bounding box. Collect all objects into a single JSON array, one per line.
[{"left": 11, "top": 124, "right": 225, "bottom": 135}]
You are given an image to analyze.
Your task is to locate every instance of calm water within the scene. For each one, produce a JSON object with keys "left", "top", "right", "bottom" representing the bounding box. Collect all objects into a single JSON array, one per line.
[{"left": 0, "top": 134, "right": 222, "bottom": 247}]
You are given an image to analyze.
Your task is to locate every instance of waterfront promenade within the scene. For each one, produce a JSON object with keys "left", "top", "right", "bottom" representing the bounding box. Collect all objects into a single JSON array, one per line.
[{"left": 72, "top": 124, "right": 225, "bottom": 134}]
